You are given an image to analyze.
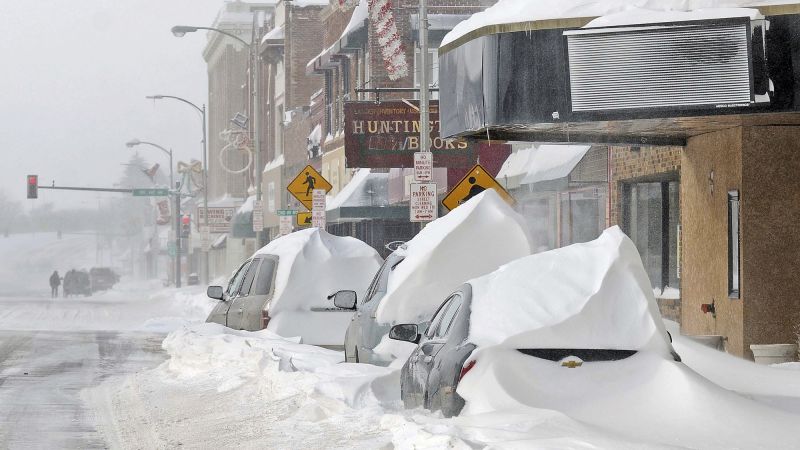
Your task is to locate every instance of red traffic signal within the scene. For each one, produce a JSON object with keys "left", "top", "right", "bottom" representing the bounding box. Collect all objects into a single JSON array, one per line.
[
  {"left": 27, "top": 175, "right": 38, "bottom": 199},
  {"left": 181, "top": 215, "right": 191, "bottom": 237}
]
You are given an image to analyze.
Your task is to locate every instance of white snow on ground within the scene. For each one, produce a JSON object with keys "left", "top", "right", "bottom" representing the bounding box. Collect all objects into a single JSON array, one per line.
[
  {"left": 0, "top": 279, "right": 216, "bottom": 332},
  {"left": 86, "top": 319, "right": 800, "bottom": 449},
  {"left": 441, "top": 0, "right": 799, "bottom": 48},
  {"left": 253, "top": 228, "right": 381, "bottom": 345}
]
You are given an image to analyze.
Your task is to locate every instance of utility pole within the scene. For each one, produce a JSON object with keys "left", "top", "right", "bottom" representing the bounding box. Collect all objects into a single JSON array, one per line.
[
  {"left": 419, "top": 0, "right": 430, "bottom": 156},
  {"left": 174, "top": 181, "right": 182, "bottom": 288},
  {"left": 253, "top": 45, "right": 263, "bottom": 248}
]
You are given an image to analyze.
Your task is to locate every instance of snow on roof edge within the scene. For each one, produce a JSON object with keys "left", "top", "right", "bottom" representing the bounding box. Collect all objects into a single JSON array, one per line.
[{"left": 440, "top": 1, "right": 800, "bottom": 52}]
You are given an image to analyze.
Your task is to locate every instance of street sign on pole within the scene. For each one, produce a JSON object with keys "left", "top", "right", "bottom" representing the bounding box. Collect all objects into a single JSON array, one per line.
[
  {"left": 279, "top": 215, "right": 293, "bottom": 236},
  {"left": 442, "top": 164, "right": 515, "bottom": 211},
  {"left": 414, "top": 152, "right": 433, "bottom": 182},
  {"left": 311, "top": 189, "right": 326, "bottom": 229},
  {"left": 200, "top": 226, "right": 211, "bottom": 252},
  {"left": 287, "top": 165, "right": 332, "bottom": 210},
  {"left": 410, "top": 183, "right": 438, "bottom": 222},
  {"left": 132, "top": 188, "right": 169, "bottom": 197},
  {"left": 296, "top": 212, "right": 312, "bottom": 227},
  {"left": 252, "top": 200, "right": 264, "bottom": 232}
]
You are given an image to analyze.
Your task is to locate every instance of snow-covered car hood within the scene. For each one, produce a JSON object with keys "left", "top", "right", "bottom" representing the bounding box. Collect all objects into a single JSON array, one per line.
[
  {"left": 253, "top": 228, "right": 382, "bottom": 314},
  {"left": 467, "top": 226, "right": 674, "bottom": 357},
  {"left": 375, "top": 189, "right": 532, "bottom": 325}
]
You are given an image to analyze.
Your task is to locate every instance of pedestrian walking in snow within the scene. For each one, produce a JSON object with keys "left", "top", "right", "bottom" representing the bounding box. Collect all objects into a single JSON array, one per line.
[{"left": 49, "top": 270, "right": 61, "bottom": 297}]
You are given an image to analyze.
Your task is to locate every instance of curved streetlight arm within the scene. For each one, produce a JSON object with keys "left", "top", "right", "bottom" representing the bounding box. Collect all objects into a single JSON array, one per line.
[
  {"left": 146, "top": 95, "right": 203, "bottom": 115},
  {"left": 171, "top": 25, "right": 250, "bottom": 48},
  {"left": 135, "top": 140, "right": 172, "bottom": 157}
]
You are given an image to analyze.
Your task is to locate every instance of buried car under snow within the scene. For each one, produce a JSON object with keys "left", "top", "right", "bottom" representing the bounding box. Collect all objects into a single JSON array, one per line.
[
  {"left": 206, "top": 228, "right": 382, "bottom": 348},
  {"left": 330, "top": 190, "right": 532, "bottom": 365},
  {"left": 389, "top": 226, "right": 681, "bottom": 417}
]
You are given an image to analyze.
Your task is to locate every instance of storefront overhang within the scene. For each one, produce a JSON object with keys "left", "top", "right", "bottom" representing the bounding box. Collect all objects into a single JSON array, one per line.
[
  {"left": 259, "top": 25, "right": 284, "bottom": 60},
  {"left": 439, "top": 5, "right": 800, "bottom": 146},
  {"left": 306, "top": 2, "right": 368, "bottom": 75}
]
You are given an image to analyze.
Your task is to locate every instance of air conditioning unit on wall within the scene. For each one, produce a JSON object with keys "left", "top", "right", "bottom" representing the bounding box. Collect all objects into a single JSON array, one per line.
[{"left": 565, "top": 17, "right": 770, "bottom": 114}]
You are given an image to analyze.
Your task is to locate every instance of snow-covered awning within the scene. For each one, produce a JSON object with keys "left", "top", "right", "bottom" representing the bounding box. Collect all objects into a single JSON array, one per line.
[
  {"left": 325, "top": 170, "right": 406, "bottom": 221},
  {"left": 211, "top": 234, "right": 227, "bottom": 250},
  {"left": 306, "top": 1, "right": 368, "bottom": 74},
  {"left": 260, "top": 25, "right": 284, "bottom": 46},
  {"left": 497, "top": 144, "right": 590, "bottom": 190},
  {"left": 231, "top": 196, "right": 256, "bottom": 238},
  {"left": 440, "top": 0, "right": 800, "bottom": 52},
  {"left": 263, "top": 154, "right": 284, "bottom": 174}
]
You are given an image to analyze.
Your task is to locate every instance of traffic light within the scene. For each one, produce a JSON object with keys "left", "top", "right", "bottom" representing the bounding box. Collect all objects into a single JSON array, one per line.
[
  {"left": 27, "top": 175, "right": 38, "bottom": 199},
  {"left": 181, "top": 215, "right": 191, "bottom": 238}
]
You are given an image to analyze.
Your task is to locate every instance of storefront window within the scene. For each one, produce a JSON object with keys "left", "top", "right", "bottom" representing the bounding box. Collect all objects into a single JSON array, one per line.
[
  {"left": 559, "top": 186, "right": 607, "bottom": 247},
  {"left": 624, "top": 181, "right": 680, "bottom": 295}
]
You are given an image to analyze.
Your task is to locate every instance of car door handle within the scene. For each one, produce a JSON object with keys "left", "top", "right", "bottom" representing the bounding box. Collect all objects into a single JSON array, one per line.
[{"left": 423, "top": 356, "right": 433, "bottom": 363}]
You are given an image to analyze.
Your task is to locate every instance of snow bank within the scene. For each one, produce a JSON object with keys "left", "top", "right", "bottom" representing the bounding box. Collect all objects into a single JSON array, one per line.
[
  {"left": 375, "top": 189, "right": 532, "bottom": 325},
  {"left": 441, "top": 0, "right": 795, "bottom": 48},
  {"left": 458, "top": 348, "right": 800, "bottom": 449},
  {"left": 253, "top": 228, "right": 382, "bottom": 343},
  {"left": 666, "top": 321, "right": 800, "bottom": 401},
  {"left": 468, "top": 226, "right": 674, "bottom": 356},
  {"left": 161, "top": 323, "right": 399, "bottom": 406}
]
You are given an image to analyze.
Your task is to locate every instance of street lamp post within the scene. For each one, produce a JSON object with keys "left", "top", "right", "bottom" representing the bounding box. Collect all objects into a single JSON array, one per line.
[
  {"left": 125, "top": 139, "right": 179, "bottom": 286},
  {"left": 145, "top": 94, "right": 209, "bottom": 284},
  {"left": 170, "top": 24, "right": 264, "bottom": 249}
]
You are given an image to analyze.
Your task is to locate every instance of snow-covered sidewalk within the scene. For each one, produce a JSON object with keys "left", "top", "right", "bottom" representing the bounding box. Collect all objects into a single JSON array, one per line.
[{"left": 84, "top": 319, "right": 800, "bottom": 449}]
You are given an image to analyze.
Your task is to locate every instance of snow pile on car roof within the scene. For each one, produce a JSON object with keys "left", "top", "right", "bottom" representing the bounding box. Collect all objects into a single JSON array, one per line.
[
  {"left": 441, "top": 0, "right": 786, "bottom": 48},
  {"left": 468, "top": 226, "right": 673, "bottom": 356},
  {"left": 376, "top": 189, "right": 532, "bottom": 324},
  {"left": 254, "top": 228, "right": 382, "bottom": 314}
]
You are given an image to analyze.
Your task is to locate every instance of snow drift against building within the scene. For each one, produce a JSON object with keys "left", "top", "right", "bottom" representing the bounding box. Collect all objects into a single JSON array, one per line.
[{"left": 375, "top": 189, "right": 532, "bottom": 325}]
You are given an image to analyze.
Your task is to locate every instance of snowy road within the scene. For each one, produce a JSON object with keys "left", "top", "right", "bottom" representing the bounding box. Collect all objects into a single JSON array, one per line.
[
  {"left": 0, "top": 326, "right": 166, "bottom": 448},
  {"left": 0, "top": 286, "right": 214, "bottom": 449}
]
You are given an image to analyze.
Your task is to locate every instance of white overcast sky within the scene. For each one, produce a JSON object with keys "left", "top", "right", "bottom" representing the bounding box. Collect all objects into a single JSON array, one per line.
[{"left": 0, "top": 0, "right": 226, "bottom": 209}]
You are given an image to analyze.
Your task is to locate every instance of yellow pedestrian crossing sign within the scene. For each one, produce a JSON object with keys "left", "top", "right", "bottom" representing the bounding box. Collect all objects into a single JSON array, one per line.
[
  {"left": 287, "top": 165, "right": 332, "bottom": 210},
  {"left": 296, "top": 212, "right": 312, "bottom": 227},
  {"left": 442, "top": 164, "right": 515, "bottom": 211}
]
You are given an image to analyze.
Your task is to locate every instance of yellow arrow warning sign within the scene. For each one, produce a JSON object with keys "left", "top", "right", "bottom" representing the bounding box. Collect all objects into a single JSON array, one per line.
[
  {"left": 296, "top": 212, "right": 312, "bottom": 227},
  {"left": 442, "top": 164, "right": 515, "bottom": 211},
  {"left": 287, "top": 165, "right": 332, "bottom": 210}
]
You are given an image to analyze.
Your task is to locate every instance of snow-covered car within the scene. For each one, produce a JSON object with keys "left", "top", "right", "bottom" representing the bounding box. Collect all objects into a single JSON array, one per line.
[
  {"left": 331, "top": 190, "right": 532, "bottom": 365},
  {"left": 206, "top": 228, "right": 382, "bottom": 348},
  {"left": 389, "top": 226, "right": 680, "bottom": 417}
]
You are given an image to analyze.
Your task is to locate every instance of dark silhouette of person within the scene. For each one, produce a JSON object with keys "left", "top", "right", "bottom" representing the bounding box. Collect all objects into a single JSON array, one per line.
[
  {"left": 459, "top": 176, "right": 486, "bottom": 204},
  {"left": 303, "top": 215, "right": 312, "bottom": 224},
  {"left": 302, "top": 171, "right": 316, "bottom": 196},
  {"left": 49, "top": 270, "right": 61, "bottom": 298}
]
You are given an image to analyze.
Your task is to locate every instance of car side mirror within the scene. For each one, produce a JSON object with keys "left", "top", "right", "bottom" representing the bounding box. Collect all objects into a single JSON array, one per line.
[
  {"left": 207, "top": 285, "right": 224, "bottom": 301},
  {"left": 331, "top": 290, "right": 357, "bottom": 310},
  {"left": 389, "top": 324, "right": 419, "bottom": 344}
]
